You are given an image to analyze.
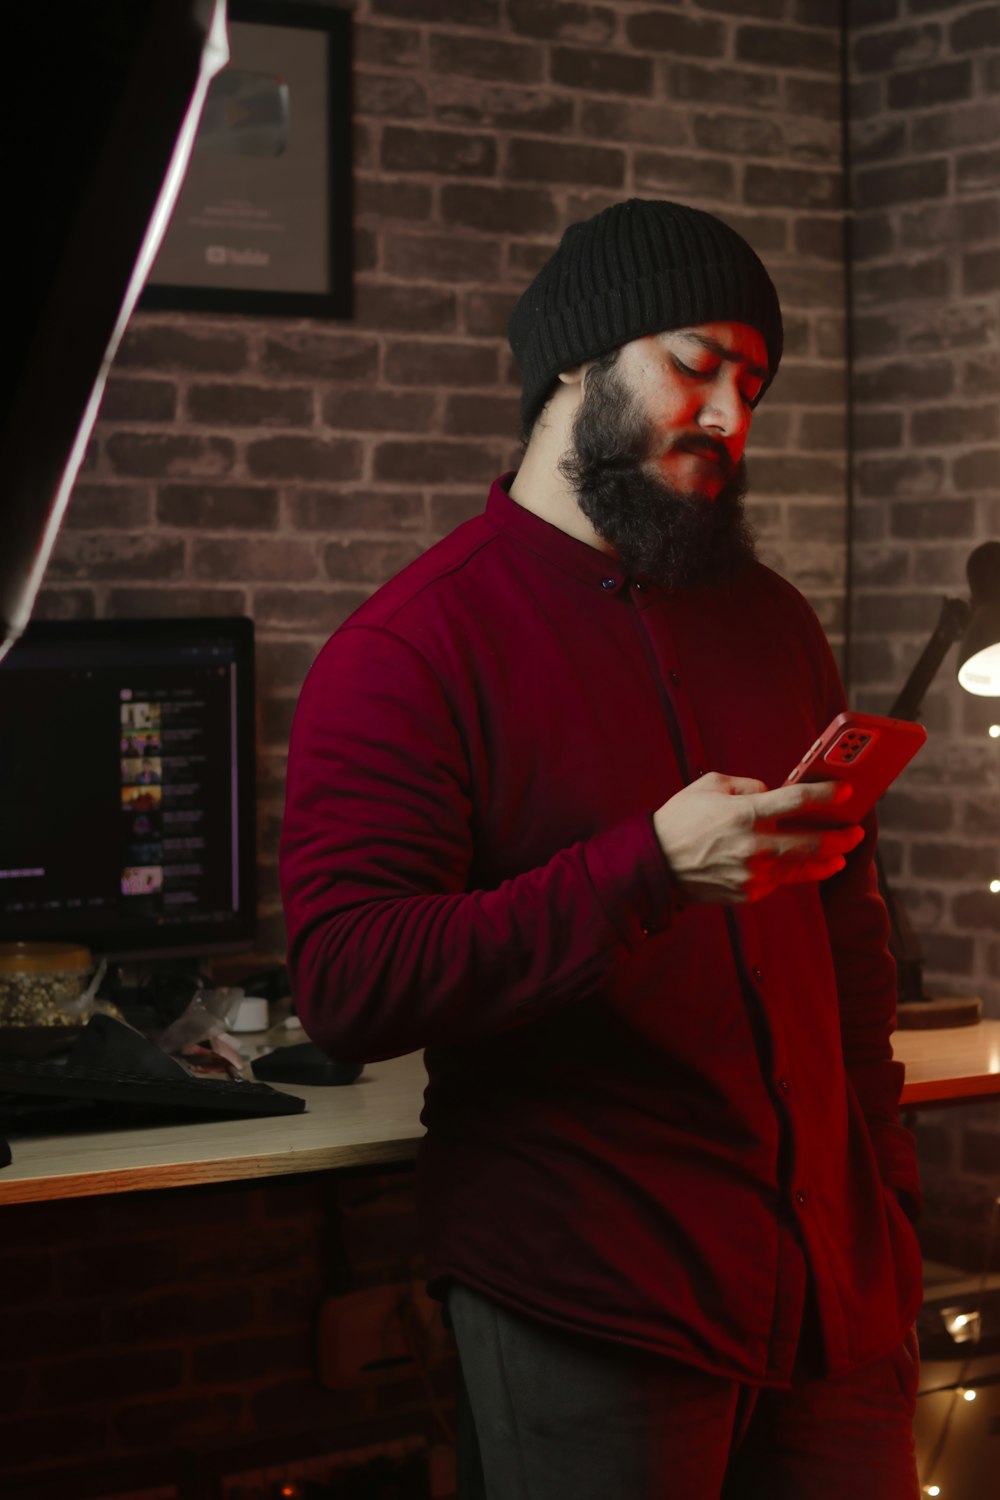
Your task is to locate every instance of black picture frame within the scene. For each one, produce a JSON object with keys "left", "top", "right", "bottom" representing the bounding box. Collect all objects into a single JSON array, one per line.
[{"left": 140, "top": 0, "right": 352, "bottom": 319}]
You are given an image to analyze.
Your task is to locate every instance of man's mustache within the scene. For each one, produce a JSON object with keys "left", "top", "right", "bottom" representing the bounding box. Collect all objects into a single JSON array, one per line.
[{"left": 667, "top": 434, "right": 733, "bottom": 471}]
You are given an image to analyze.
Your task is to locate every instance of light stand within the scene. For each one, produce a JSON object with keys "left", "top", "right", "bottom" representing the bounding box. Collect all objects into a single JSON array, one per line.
[{"left": 881, "top": 542, "right": 1000, "bottom": 1029}]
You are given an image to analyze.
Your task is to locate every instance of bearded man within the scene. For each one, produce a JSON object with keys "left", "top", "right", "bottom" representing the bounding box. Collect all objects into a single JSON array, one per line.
[{"left": 280, "top": 199, "right": 922, "bottom": 1499}]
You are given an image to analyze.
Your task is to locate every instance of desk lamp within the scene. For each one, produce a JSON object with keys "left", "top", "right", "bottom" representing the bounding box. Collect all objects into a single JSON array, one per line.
[{"left": 880, "top": 541, "right": 1000, "bottom": 1028}]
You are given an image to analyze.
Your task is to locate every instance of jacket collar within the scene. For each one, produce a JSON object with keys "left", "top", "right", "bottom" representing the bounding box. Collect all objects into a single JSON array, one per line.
[{"left": 484, "top": 473, "right": 631, "bottom": 594}]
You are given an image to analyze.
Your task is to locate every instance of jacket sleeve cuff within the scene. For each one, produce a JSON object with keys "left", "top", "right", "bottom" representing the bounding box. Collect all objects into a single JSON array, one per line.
[{"left": 582, "top": 812, "right": 677, "bottom": 951}]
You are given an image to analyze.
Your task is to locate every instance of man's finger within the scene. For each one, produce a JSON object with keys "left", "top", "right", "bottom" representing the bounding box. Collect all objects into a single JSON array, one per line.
[
  {"left": 750, "top": 850, "right": 850, "bottom": 890},
  {"left": 769, "top": 826, "right": 864, "bottom": 861},
  {"left": 780, "top": 855, "right": 848, "bottom": 885},
  {"left": 753, "top": 779, "right": 851, "bottom": 820},
  {"left": 697, "top": 772, "right": 768, "bottom": 796}
]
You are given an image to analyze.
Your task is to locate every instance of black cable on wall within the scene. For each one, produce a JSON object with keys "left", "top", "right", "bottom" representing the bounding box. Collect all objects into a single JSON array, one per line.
[{"left": 839, "top": 0, "right": 857, "bottom": 701}]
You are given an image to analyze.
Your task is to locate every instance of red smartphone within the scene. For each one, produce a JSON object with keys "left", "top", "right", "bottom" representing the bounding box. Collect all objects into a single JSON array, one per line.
[{"left": 781, "top": 711, "right": 927, "bottom": 826}]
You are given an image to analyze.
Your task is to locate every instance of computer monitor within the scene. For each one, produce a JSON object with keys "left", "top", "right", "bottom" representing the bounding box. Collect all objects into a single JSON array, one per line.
[{"left": 0, "top": 616, "right": 256, "bottom": 961}]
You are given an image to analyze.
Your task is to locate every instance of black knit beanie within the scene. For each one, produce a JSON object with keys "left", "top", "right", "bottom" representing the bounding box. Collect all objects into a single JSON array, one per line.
[{"left": 508, "top": 198, "right": 784, "bottom": 432}]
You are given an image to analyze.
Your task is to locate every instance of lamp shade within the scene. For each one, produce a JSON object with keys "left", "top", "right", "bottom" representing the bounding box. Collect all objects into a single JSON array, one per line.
[{"left": 957, "top": 541, "right": 1000, "bottom": 697}]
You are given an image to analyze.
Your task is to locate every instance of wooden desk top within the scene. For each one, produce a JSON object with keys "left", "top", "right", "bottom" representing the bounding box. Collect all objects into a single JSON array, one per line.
[
  {"left": 0, "top": 1051, "right": 429, "bottom": 1206},
  {"left": 894, "top": 1018, "right": 1000, "bottom": 1107},
  {"left": 2, "top": 1022, "right": 998, "bottom": 1206}
]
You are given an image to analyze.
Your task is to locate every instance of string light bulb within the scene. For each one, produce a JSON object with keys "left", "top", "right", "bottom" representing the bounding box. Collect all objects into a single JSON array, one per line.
[
  {"left": 990, "top": 724, "right": 1000, "bottom": 738},
  {"left": 963, "top": 1388, "right": 977, "bottom": 1402},
  {"left": 991, "top": 881, "right": 1000, "bottom": 894},
  {"left": 924, "top": 1487, "right": 941, "bottom": 1497}
]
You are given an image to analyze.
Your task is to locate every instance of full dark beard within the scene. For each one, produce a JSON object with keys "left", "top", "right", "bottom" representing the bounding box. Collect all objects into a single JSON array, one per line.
[{"left": 557, "top": 355, "right": 758, "bottom": 590}]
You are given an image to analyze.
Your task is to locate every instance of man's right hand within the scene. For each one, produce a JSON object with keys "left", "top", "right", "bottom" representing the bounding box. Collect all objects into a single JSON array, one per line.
[{"left": 651, "top": 772, "right": 863, "bottom": 906}]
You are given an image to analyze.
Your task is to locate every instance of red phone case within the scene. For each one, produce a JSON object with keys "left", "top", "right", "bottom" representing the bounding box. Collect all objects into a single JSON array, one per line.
[{"left": 782, "top": 711, "right": 927, "bottom": 826}]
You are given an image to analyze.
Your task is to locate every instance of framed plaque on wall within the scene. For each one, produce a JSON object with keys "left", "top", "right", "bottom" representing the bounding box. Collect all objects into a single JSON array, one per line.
[{"left": 141, "top": 0, "right": 352, "bottom": 318}]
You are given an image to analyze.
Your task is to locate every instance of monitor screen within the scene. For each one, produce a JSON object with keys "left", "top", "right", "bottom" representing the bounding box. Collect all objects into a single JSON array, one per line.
[{"left": 0, "top": 616, "right": 256, "bottom": 960}]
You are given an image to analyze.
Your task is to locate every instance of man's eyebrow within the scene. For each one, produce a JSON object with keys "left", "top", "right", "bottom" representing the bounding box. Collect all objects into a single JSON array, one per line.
[{"left": 673, "top": 331, "right": 768, "bottom": 383}]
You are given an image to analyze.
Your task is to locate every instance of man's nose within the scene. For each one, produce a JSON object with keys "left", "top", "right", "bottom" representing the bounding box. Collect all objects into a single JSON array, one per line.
[{"left": 698, "top": 379, "right": 750, "bottom": 444}]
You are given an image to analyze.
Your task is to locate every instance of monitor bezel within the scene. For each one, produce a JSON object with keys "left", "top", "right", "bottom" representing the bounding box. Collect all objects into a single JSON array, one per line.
[{"left": 0, "top": 614, "right": 257, "bottom": 961}]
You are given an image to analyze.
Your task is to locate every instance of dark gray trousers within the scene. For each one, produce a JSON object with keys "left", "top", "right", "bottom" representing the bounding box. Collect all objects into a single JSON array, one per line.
[{"left": 446, "top": 1282, "right": 920, "bottom": 1500}]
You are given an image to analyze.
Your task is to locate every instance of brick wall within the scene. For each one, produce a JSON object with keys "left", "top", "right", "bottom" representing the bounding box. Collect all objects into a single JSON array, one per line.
[
  {"left": 846, "top": 0, "right": 1000, "bottom": 1273},
  {"left": 1, "top": 1168, "right": 458, "bottom": 1498},
  {"left": 13, "top": 4, "right": 852, "bottom": 1488},
  {"left": 35, "top": 0, "right": 849, "bottom": 964}
]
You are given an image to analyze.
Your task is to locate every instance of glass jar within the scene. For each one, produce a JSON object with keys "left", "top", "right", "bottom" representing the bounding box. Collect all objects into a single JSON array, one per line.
[{"left": 0, "top": 942, "right": 92, "bottom": 1027}]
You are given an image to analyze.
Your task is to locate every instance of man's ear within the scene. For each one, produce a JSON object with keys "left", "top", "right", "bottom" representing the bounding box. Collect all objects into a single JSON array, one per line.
[{"left": 557, "top": 362, "right": 589, "bottom": 388}]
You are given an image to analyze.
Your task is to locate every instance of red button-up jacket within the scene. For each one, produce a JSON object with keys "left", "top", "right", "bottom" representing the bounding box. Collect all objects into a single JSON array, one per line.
[{"left": 280, "top": 477, "right": 922, "bottom": 1384}]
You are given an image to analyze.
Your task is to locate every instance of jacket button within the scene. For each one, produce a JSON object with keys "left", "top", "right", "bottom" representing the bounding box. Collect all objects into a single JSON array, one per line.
[
  {"left": 752, "top": 966, "right": 763, "bottom": 983},
  {"left": 668, "top": 670, "right": 680, "bottom": 684},
  {"left": 794, "top": 1188, "right": 808, "bottom": 1208},
  {"left": 601, "top": 576, "right": 617, "bottom": 590},
  {"left": 778, "top": 1077, "right": 790, "bottom": 1093}
]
